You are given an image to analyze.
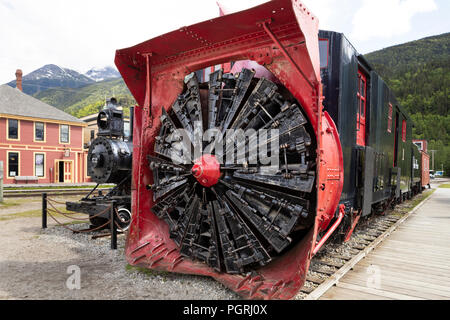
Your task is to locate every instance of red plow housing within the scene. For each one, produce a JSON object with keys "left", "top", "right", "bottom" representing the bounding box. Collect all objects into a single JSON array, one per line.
[{"left": 115, "top": 0, "right": 343, "bottom": 299}]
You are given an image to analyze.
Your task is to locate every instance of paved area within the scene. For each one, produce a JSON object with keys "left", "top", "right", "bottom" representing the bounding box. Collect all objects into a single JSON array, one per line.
[{"left": 320, "top": 185, "right": 450, "bottom": 300}]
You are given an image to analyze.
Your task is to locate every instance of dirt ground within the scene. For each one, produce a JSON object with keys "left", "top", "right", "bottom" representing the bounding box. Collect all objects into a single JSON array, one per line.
[{"left": 0, "top": 195, "right": 238, "bottom": 300}]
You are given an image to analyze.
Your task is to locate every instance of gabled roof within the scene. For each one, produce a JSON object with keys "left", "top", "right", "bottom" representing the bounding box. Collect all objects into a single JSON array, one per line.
[{"left": 0, "top": 84, "right": 84, "bottom": 125}]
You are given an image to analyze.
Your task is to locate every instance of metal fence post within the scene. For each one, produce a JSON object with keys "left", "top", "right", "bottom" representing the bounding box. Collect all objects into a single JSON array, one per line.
[
  {"left": 110, "top": 201, "right": 117, "bottom": 249},
  {"left": 42, "top": 193, "right": 47, "bottom": 229}
]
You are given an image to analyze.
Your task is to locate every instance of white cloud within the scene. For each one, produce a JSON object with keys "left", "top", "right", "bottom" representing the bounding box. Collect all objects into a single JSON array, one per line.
[
  {"left": 0, "top": 0, "right": 441, "bottom": 84},
  {"left": 302, "top": 0, "right": 338, "bottom": 30},
  {"left": 0, "top": 0, "right": 268, "bottom": 84},
  {"left": 350, "top": 0, "right": 437, "bottom": 41}
]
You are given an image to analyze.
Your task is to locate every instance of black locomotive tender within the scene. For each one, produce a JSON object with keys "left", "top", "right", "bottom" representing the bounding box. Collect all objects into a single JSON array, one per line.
[{"left": 66, "top": 98, "right": 133, "bottom": 230}]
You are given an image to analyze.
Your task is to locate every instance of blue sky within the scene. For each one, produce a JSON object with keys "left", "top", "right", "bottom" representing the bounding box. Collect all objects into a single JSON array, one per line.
[{"left": 0, "top": 0, "right": 448, "bottom": 84}]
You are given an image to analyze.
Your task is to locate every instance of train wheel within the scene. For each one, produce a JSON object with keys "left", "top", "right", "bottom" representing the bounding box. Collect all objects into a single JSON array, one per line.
[
  {"left": 148, "top": 70, "right": 317, "bottom": 274},
  {"left": 116, "top": 207, "right": 132, "bottom": 231}
]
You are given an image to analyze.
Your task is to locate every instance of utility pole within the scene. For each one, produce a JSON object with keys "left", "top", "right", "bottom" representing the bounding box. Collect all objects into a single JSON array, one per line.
[{"left": 429, "top": 150, "right": 437, "bottom": 171}]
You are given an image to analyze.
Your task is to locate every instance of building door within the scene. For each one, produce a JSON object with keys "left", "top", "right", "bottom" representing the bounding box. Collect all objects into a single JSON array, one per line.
[
  {"left": 356, "top": 69, "right": 367, "bottom": 146},
  {"left": 55, "top": 160, "right": 73, "bottom": 183},
  {"left": 59, "top": 161, "right": 65, "bottom": 182},
  {"left": 64, "top": 161, "right": 73, "bottom": 182},
  {"left": 54, "top": 160, "right": 59, "bottom": 183}
]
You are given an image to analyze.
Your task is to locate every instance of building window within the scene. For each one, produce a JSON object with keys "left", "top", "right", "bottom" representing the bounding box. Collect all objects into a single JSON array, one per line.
[
  {"left": 124, "top": 122, "right": 130, "bottom": 139},
  {"left": 357, "top": 73, "right": 367, "bottom": 117},
  {"left": 414, "top": 141, "right": 423, "bottom": 151},
  {"left": 35, "top": 154, "right": 45, "bottom": 177},
  {"left": 8, "top": 119, "right": 19, "bottom": 140},
  {"left": 8, "top": 152, "right": 19, "bottom": 177},
  {"left": 402, "top": 119, "right": 407, "bottom": 142},
  {"left": 60, "top": 124, "right": 69, "bottom": 143},
  {"left": 387, "top": 103, "right": 393, "bottom": 133},
  {"left": 35, "top": 122, "right": 45, "bottom": 141},
  {"left": 319, "top": 39, "right": 329, "bottom": 68},
  {"left": 356, "top": 70, "right": 368, "bottom": 146}
]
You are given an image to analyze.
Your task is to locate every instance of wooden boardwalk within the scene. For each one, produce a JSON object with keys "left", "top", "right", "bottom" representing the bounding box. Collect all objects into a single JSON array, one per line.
[{"left": 320, "top": 187, "right": 450, "bottom": 300}]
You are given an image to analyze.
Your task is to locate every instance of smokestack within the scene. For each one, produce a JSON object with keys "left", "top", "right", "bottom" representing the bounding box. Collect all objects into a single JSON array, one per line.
[{"left": 15, "top": 69, "right": 23, "bottom": 92}]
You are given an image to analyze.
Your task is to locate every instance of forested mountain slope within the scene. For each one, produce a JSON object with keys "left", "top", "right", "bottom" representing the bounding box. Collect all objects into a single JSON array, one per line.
[{"left": 365, "top": 32, "right": 449, "bottom": 174}]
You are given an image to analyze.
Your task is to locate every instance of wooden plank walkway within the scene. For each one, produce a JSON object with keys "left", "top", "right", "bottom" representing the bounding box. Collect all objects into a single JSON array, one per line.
[{"left": 320, "top": 187, "right": 450, "bottom": 300}]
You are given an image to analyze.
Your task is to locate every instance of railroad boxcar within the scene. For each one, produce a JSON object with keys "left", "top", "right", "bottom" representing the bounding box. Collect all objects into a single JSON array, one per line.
[
  {"left": 114, "top": 0, "right": 427, "bottom": 299},
  {"left": 413, "top": 139, "right": 431, "bottom": 189},
  {"left": 318, "top": 30, "right": 415, "bottom": 238},
  {"left": 421, "top": 150, "right": 431, "bottom": 188}
]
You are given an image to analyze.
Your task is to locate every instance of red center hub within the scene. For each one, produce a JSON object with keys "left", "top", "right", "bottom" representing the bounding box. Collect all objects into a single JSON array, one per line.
[{"left": 191, "top": 154, "right": 221, "bottom": 187}]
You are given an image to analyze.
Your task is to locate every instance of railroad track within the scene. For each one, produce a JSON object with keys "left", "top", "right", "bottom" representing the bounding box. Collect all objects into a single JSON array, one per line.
[
  {"left": 3, "top": 188, "right": 112, "bottom": 198},
  {"left": 295, "top": 190, "right": 434, "bottom": 300}
]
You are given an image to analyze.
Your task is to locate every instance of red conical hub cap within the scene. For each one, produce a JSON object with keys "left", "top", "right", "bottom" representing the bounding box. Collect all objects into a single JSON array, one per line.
[{"left": 191, "top": 154, "right": 221, "bottom": 187}]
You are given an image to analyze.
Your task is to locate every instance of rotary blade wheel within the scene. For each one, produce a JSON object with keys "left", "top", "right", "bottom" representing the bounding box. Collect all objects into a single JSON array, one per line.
[{"left": 149, "top": 69, "right": 316, "bottom": 274}]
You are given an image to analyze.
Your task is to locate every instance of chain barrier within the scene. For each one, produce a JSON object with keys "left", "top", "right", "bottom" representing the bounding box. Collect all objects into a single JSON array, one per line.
[
  {"left": 46, "top": 208, "right": 111, "bottom": 233},
  {"left": 42, "top": 193, "right": 121, "bottom": 249},
  {"left": 46, "top": 199, "right": 112, "bottom": 220},
  {"left": 114, "top": 219, "right": 128, "bottom": 233},
  {"left": 45, "top": 198, "right": 68, "bottom": 205}
]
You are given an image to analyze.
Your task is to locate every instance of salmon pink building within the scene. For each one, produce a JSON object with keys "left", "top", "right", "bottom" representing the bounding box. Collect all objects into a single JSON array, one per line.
[{"left": 0, "top": 73, "right": 89, "bottom": 184}]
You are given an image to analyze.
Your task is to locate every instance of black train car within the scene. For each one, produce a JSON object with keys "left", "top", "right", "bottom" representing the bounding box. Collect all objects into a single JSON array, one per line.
[{"left": 319, "top": 30, "right": 415, "bottom": 227}]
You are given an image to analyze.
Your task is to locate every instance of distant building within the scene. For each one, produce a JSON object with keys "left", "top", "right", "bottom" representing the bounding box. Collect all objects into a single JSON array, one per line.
[
  {"left": 0, "top": 70, "right": 89, "bottom": 184},
  {"left": 79, "top": 98, "right": 130, "bottom": 149},
  {"left": 413, "top": 139, "right": 428, "bottom": 153}
]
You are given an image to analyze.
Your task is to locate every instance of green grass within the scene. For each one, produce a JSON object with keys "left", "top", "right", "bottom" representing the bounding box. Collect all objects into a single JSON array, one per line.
[
  {"left": 0, "top": 207, "right": 86, "bottom": 221},
  {"left": 0, "top": 198, "right": 33, "bottom": 208},
  {"left": 125, "top": 264, "right": 170, "bottom": 277},
  {"left": 390, "top": 189, "right": 435, "bottom": 216},
  {"left": 410, "top": 189, "right": 435, "bottom": 207},
  {"left": 439, "top": 183, "right": 450, "bottom": 188},
  {"left": 61, "top": 220, "right": 87, "bottom": 226},
  {"left": 0, "top": 201, "right": 21, "bottom": 208},
  {"left": 0, "top": 209, "right": 44, "bottom": 221}
]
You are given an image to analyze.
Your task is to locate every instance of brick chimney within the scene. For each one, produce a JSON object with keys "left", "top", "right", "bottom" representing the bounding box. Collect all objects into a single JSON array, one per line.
[{"left": 15, "top": 69, "right": 23, "bottom": 92}]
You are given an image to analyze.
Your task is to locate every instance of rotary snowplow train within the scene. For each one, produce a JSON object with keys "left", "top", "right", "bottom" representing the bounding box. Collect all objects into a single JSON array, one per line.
[{"left": 105, "top": 0, "right": 430, "bottom": 299}]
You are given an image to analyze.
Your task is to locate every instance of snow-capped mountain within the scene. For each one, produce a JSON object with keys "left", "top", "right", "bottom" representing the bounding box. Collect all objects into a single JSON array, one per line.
[
  {"left": 84, "top": 66, "right": 120, "bottom": 82},
  {"left": 7, "top": 64, "right": 95, "bottom": 95},
  {"left": 25, "top": 64, "right": 94, "bottom": 82}
]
